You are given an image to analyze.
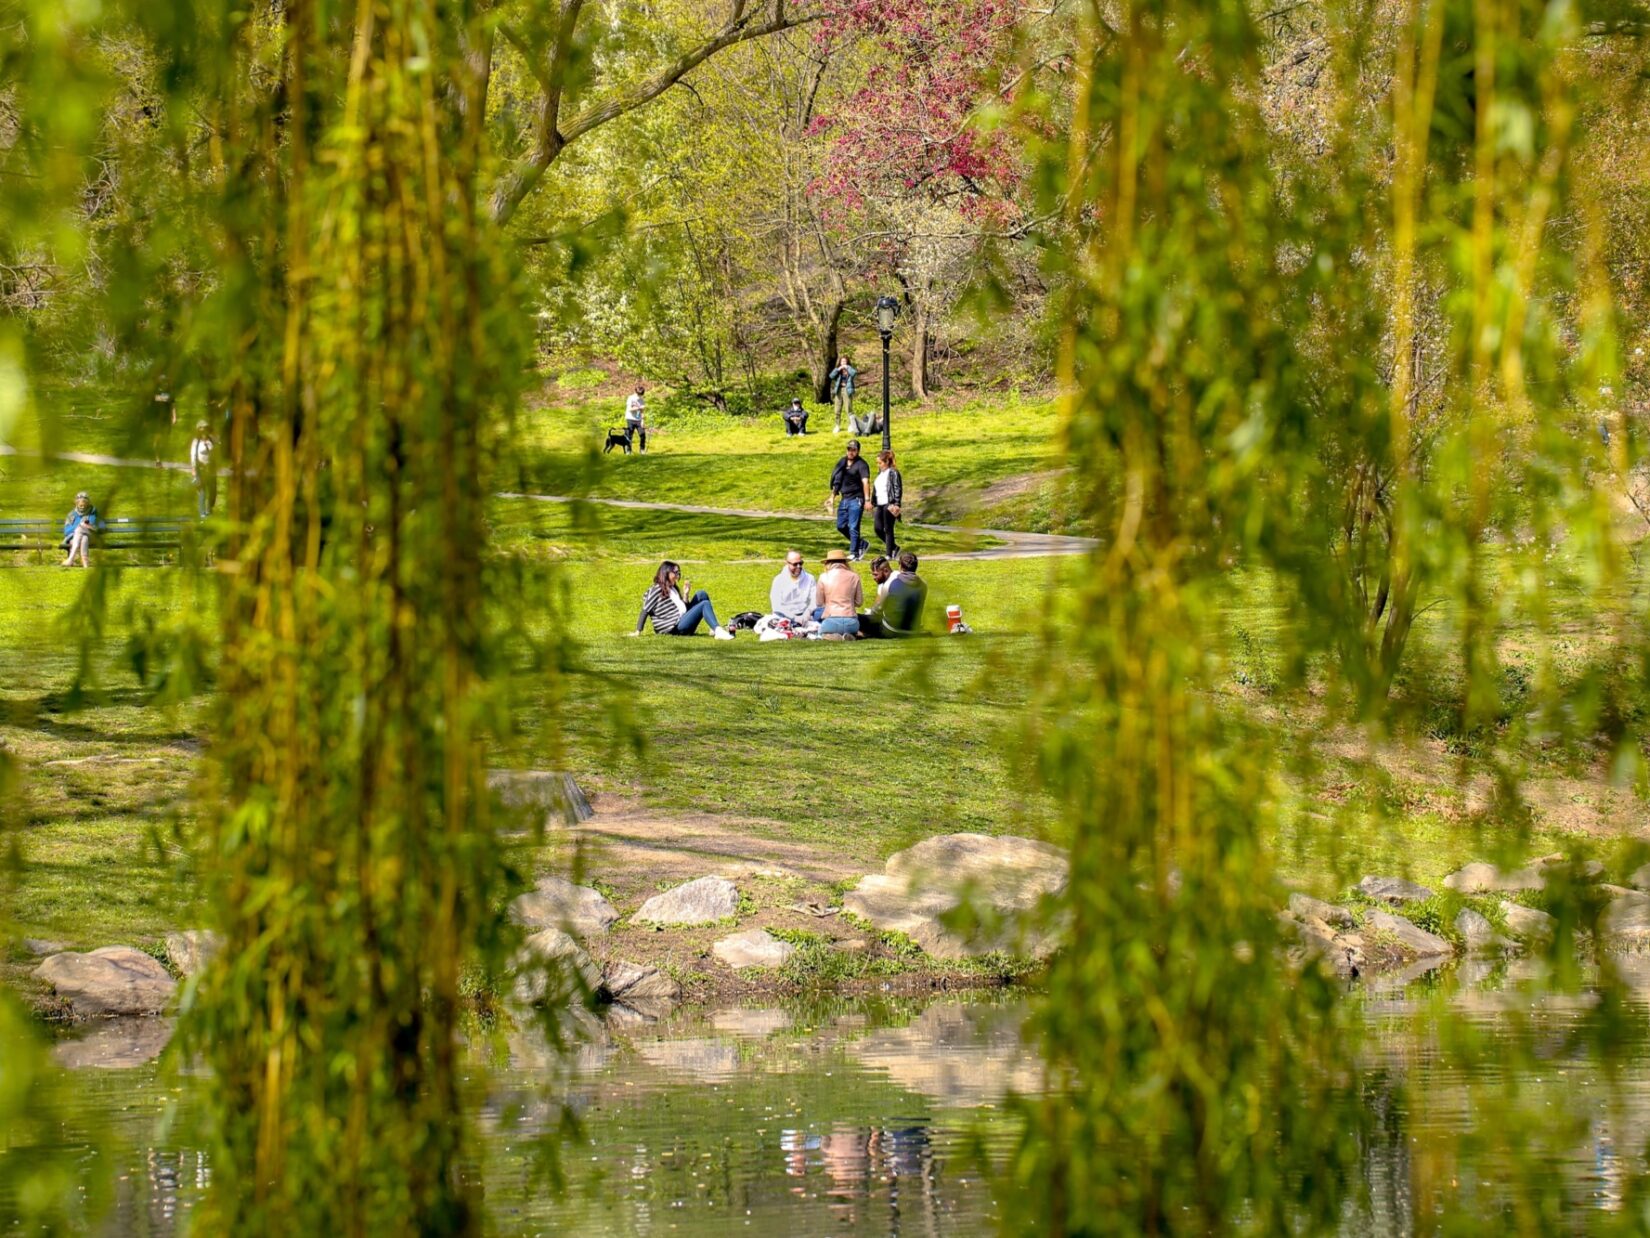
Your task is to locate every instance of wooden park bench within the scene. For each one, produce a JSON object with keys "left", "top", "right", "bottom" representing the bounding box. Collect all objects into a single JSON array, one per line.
[{"left": 0, "top": 516, "right": 202, "bottom": 564}]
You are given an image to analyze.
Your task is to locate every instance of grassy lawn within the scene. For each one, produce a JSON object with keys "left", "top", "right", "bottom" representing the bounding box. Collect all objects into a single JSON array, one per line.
[{"left": 3, "top": 382, "right": 1646, "bottom": 972}]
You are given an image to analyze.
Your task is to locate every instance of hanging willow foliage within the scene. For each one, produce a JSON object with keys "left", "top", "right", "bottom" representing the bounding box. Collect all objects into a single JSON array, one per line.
[
  {"left": 1015, "top": 0, "right": 1646, "bottom": 1231},
  {"left": 177, "top": 0, "right": 529, "bottom": 1230}
]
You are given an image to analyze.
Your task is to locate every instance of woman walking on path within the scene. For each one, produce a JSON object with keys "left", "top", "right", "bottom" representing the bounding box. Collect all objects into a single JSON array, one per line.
[
  {"left": 61, "top": 491, "right": 104, "bottom": 567},
  {"left": 872, "top": 450, "right": 902, "bottom": 558},
  {"left": 631, "top": 560, "right": 736, "bottom": 640},
  {"left": 189, "top": 421, "right": 218, "bottom": 517}
]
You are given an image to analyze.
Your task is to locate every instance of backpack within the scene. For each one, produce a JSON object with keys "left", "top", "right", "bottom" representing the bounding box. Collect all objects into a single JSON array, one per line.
[{"left": 730, "top": 611, "right": 763, "bottom": 631}]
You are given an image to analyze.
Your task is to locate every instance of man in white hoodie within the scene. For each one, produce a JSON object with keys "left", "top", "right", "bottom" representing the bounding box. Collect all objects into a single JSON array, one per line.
[{"left": 768, "top": 550, "right": 818, "bottom": 623}]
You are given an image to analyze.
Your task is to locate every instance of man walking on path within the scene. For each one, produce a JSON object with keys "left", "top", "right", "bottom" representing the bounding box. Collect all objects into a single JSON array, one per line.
[
  {"left": 828, "top": 438, "right": 873, "bottom": 561},
  {"left": 624, "top": 384, "right": 648, "bottom": 453},
  {"left": 769, "top": 550, "right": 817, "bottom": 622},
  {"left": 829, "top": 356, "right": 856, "bottom": 434}
]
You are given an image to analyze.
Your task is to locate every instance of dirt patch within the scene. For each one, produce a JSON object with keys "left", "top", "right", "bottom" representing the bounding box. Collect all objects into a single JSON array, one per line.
[
  {"left": 518, "top": 804, "right": 1028, "bottom": 1004},
  {"left": 974, "top": 468, "right": 1070, "bottom": 507}
]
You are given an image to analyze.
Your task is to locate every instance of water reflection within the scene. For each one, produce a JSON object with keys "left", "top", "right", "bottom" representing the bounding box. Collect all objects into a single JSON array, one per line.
[{"left": 16, "top": 970, "right": 1650, "bottom": 1234}]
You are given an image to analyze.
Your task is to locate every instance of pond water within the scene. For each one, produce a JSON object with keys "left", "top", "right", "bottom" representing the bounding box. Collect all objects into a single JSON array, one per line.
[{"left": 17, "top": 959, "right": 1650, "bottom": 1234}]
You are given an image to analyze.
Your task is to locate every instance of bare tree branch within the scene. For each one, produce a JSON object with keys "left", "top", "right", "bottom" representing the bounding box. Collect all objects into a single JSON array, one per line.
[{"left": 489, "top": 0, "right": 826, "bottom": 226}]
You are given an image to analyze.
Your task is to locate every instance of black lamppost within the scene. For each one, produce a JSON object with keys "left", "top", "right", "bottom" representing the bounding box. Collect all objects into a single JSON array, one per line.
[{"left": 876, "top": 295, "right": 899, "bottom": 452}]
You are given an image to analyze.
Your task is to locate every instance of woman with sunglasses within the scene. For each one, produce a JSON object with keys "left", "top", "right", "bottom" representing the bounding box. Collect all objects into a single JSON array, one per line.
[{"left": 631, "top": 560, "right": 736, "bottom": 640}]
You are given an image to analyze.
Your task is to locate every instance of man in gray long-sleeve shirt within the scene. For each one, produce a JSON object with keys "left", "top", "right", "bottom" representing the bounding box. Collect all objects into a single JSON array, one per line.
[{"left": 769, "top": 550, "right": 818, "bottom": 622}]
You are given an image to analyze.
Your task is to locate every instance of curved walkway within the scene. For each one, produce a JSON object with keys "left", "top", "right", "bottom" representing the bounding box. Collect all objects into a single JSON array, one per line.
[{"left": 2, "top": 445, "right": 1097, "bottom": 562}]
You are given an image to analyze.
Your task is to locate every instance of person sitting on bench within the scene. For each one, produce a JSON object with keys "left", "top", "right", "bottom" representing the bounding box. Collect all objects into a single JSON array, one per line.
[{"left": 61, "top": 491, "right": 105, "bottom": 568}]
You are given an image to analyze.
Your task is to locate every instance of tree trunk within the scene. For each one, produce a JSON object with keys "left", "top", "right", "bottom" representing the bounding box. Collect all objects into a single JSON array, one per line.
[
  {"left": 910, "top": 301, "right": 931, "bottom": 401},
  {"left": 813, "top": 298, "right": 844, "bottom": 404}
]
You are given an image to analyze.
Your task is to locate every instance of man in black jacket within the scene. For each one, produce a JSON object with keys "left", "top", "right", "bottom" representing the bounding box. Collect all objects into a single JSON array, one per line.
[{"left": 827, "top": 438, "right": 873, "bottom": 561}]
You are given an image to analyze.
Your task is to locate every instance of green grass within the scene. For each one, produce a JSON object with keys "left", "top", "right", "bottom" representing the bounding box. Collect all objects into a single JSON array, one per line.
[
  {"left": 505, "top": 391, "right": 1077, "bottom": 533},
  {"left": 3, "top": 379, "right": 1646, "bottom": 971}
]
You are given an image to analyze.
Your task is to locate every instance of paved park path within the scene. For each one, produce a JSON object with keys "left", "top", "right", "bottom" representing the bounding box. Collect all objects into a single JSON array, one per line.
[{"left": 3, "top": 445, "right": 1097, "bottom": 562}]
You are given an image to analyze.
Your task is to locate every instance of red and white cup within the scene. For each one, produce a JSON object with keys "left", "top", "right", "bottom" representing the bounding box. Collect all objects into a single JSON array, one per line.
[{"left": 946, "top": 605, "right": 963, "bottom": 632}]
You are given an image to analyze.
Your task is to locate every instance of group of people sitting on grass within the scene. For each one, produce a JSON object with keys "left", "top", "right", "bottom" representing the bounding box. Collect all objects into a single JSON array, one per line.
[{"left": 629, "top": 546, "right": 928, "bottom": 643}]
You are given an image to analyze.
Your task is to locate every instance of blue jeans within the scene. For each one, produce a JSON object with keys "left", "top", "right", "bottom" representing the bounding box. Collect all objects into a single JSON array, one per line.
[
  {"left": 625, "top": 421, "right": 646, "bottom": 451},
  {"left": 783, "top": 412, "right": 808, "bottom": 436},
  {"left": 819, "top": 616, "right": 859, "bottom": 636},
  {"left": 835, "top": 496, "right": 865, "bottom": 557},
  {"left": 671, "top": 590, "right": 720, "bottom": 635}
]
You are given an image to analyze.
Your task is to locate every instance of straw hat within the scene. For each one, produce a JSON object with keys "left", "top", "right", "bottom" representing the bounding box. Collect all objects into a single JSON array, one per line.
[{"left": 822, "top": 549, "right": 850, "bottom": 564}]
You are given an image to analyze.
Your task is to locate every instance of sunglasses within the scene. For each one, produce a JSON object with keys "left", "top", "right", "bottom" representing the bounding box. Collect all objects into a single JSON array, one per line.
[{"left": 786, "top": 561, "right": 803, "bottom": 568}]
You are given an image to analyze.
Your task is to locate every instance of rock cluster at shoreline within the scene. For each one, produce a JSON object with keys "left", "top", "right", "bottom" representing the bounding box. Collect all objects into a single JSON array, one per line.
[{"left": 31, "top": 839, "right": 1650, "bottom": 1023}]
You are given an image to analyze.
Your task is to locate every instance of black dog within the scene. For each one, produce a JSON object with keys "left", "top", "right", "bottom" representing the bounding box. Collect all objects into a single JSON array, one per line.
[{"left": 603, "top": 427, "right": 631, "bottom": 455}]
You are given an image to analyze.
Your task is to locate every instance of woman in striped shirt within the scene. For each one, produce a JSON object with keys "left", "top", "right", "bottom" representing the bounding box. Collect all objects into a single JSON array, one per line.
[{"left": 631, "top": 560, "right": 736, "bottom": 640}]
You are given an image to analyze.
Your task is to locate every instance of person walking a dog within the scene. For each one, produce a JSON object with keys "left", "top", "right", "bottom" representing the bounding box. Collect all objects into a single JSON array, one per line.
[
  {"left": 624, "top": 384, "right": 648, "bottom": 453},
  {"left": 828, "top": 438, "right": 873, "bottom": 561}
]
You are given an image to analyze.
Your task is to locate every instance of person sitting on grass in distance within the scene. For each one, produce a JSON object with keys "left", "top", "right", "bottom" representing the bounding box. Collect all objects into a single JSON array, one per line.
[
  {"left": 781, "top": 398, "right": 809, "bottom": 437},
  {"left": 828, "top": 437, "right": 873, "bottom": 562},
  {"left": 770, "top": 550, "right": 818, "bottom": 624},
  {"left": 630, "top": 559, "right": 736, "bottom": 641},
  {"left": 61, "top": 490, "right": 105, "bottom": 568},
  {"left": 815, "top": 548, "right": 863, "bottom": 640},
  {"left": 859, "top": 549, "right": 928, "bottom": 639}
]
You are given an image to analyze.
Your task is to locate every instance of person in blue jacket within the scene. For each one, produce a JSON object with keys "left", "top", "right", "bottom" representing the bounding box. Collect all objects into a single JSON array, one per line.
[
  {"left": 62, "top": 491, "right": 106, "bottom": 567},
  {"left": 830, "top": 356, "right": 857, "bottom": 434}
]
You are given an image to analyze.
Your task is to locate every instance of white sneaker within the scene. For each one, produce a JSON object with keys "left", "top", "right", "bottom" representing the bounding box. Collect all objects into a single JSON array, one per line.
[{"left": 714, "top": 627, "right": 735, "bottom": 641}]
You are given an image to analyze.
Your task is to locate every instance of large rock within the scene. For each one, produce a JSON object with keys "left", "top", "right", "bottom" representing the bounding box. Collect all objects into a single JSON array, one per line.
[
  {"left": 1454, "top": 908, "right": 1512, "bottom": 956},
  {"left": 487, "top": 769, "right": 593, "bottom": 831},
  {"left": 842, "top": 833, "right": 1068, "bottom": 961},
  {"left": 712, "top": 929, "right": 796, "bottom": 971},
  {"left": 634, "top": 876, "right": 740, "bottom": 926},
  {"left": 1355, "top": 875, "right": 1435, "bottom": 906},
  {"left": 164, "top": 930, "right": 221, "bottom": 978},
  {"left": 514, "top": 929, "right": 600, "bottom": 1006},
  {"left": 1602, "top": 892, "right": 1650, "bottom": 948},
  {"left": 1442, "top": 862, "right": 1540, "bottom": 894},
  {"left": 1362, "top": 910, "right": 1453, "bottom": 959},
  {"left": 1500, "top": 901, "right": 1556, "bottom": 944},
  {"left": 1287, "top": 893, "right": 1354, "bottom": 929},
  {"left": 601, "top": 961, "right": 682, "bottom": 1005},
  {"left": 511, "top": 876, "right": 619, "bottom": 938},
  {"left": 1629, "top": 864, "right": 1650, "bottom": 892},
  {"left": 35, "top": 947, "right": 177, "bottom": 1017}
]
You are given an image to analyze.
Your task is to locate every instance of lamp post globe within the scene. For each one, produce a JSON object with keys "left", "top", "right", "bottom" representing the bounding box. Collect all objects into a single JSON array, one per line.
[{"left": 875, "top": 295, "right": 899, "bottom": 452}]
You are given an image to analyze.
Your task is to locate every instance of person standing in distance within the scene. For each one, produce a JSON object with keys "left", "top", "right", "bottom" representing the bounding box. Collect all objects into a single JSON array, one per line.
[
  {"left": 624, "top": 384, "right": 648, "bottom": 453},
  {"left": 189, "top": 421, "right": 218, "bottom": 517},
  {"left": 828, "top": 437, "right": 873, "bottom": 561},
  {"left": 829, "top": 356, "right": 856, "bottom": 434}
]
